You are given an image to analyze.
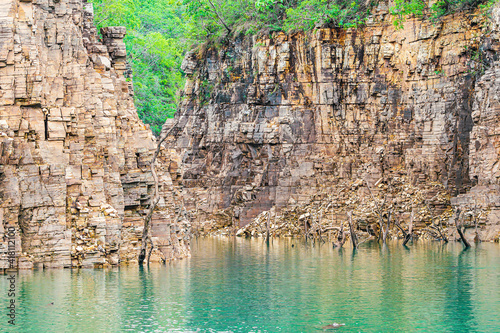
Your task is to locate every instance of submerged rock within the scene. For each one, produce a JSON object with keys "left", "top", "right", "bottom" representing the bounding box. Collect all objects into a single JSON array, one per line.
[{"left": 322, "top": 323, "right": 346, "bottom": 330}]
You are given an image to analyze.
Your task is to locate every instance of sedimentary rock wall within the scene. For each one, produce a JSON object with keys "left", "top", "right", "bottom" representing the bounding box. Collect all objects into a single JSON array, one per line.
[
  {"left": 167, "top": 4, "right": 500, "bottom": 240},
  {"left": 0, "top": 0, "right": 189, "bottom": 269},
  {"left": 452, "top": 5, "right": 500, "bottom": 241}
]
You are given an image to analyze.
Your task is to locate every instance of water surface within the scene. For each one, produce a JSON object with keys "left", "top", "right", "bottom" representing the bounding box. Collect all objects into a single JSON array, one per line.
[{"left": 1, "top": 238, "right": 500, "bottom": 332}]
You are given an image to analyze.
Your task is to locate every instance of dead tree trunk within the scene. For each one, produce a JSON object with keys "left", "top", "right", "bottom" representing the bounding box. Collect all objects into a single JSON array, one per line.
[
  {"left": 333, "top": 222, "right": 346, "bottom": 248},
  {"left": 382, "top": 210, "right": 391, "bottom": 243},
  {"left": 146, "top": 237, "right": 154, "bottom": 264},
  {"left": 347, "top": 211, "right": 358, "bottom": 249},
  {"left": 231, "top": 215, "right": 234, "bottom": 236},
  {"left": 138, "top": 119, "right": 181, "bottom": 266},
  {"left": 403, "top": 211, "right": 414, "bottom": 246},
  {"left": 394, "top": 211, "right": 413, "bottom": 246},
  {"left": 318, "top": 211, "right": 324, "bottom": 242},
  {"left": 454, "top": 208, "right": 470, "bottom": 248},
  {"left": 473, "top": 203, "right": 481, "bottom": 243},
  {"left": 266, "top": 211, "right": 270, "bottom": 241},
  {"left": 304, "top": 217, "right": 309, "bottom": 242},
  {"left": 394, "top": 218, "right": 407, "bottom": 242}
]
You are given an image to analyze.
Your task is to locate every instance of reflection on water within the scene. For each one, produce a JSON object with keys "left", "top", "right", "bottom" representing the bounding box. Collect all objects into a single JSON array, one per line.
[{"left": 1, "top": 238, "right": 499, "bottom": 332}]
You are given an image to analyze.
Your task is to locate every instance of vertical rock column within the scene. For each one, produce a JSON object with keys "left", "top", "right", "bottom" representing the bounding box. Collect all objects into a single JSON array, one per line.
[{"left": 0, "top": 0, "right": 190, "bottom": 269}]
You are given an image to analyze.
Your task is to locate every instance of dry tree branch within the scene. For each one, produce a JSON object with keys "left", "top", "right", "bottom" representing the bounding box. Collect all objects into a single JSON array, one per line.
[
  {"left": 425, "top": 201, "right": 448, "bottom": 243},
  {"left": 394, "top": 211, "right": 413, "bottom": 246},
  {"left": 206, "top": 0, "right": 232, "bottom": 34},
  {"left": 403, "top": 210, "right": 414, "bottom": 246},
  {"left": 364, "top": 178, "right": 387, "bottom": 242},
  {"left": 138, "top": 116, "right": 182, "bottom": 265}
]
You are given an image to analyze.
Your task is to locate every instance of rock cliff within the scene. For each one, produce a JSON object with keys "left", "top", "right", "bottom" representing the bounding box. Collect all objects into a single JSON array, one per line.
[
  {"left": 0, "top": 0, "right": 190, "bottom": 269},
  {"left": 167, "top": 4, "right": 500, "bottom": 241}
]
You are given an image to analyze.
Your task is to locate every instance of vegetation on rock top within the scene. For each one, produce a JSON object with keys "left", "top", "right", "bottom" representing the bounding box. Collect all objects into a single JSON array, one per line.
[{"left": 90, "top": 0, "right": 496, "bottom": 135}]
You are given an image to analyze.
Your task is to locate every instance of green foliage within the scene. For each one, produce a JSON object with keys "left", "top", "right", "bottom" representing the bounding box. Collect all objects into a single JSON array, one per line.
[
  {"left": 90, "top": 0, "right": 188, "bottom": 135},
  {"left": 434, "top": 69, "right": 445, "bottom": 76},
  {"left": 389, "top": 0, "right": 496, "bottom": 28},
  {"left": 90, "top": 0, "right": 141, "bottom": 29},
  {"left": 430, "top": 0, "right": 484, "bottom": 18},
  {"left": 285, "top": 0, "right": 368, "bottom": 30},
  {"left": 463, "top": 44, "right": 491, "bottom": 76},
  {"left": 253, "top": 0, "right": 298, "bottom": 32},
  {"left": 183, "top": 0, "right": 371, "bottom": 43},
  {"left": 390, "top": 0, "right": 426, "bottom": 29},
  {"left": 199, "top": 78, "right": 215, "bottom": 105},
  {"left": 479, "top": 0, "right": 498, "bottom": 14},
  {"left": 182, "top": 0, "right": 254, "bottom": 42}
]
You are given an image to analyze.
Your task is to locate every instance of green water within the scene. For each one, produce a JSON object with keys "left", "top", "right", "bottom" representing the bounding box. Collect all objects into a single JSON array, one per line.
[{"left": 1, "top": 238, "right": 500, "bottom": 332}]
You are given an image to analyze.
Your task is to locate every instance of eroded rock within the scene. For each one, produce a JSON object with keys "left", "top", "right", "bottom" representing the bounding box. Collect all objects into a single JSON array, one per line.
[
  {"left": 0, "top": 0, "right": 190, "bottom": 269},
  {"left": 166, "top": 8, "right": 500, "bottom": 242}
]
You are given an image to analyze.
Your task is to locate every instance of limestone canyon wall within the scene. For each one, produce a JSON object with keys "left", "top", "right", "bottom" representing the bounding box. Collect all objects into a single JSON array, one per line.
[
  {"left": 0, "top": 0, "right": 190, "bottom": 269},
  {"left": 168, "top": 4, "right": 500, "bottom": 240}
]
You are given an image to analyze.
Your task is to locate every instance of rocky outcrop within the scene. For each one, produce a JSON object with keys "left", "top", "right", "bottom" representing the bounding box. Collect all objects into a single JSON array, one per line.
[
  {"left": 0, "top": 0, "right": 190, "bottom": 269},
  {"left": 167, "top": 4, "right": 500, "bottom": 241},
  {"left": 452, "top": 5, "right": 500, "bottom": 241}
]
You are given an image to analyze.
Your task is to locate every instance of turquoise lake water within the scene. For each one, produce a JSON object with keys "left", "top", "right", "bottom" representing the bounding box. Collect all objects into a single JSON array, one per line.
[{"left": 1, "top": 237, "right": 500, "bottom": 332}]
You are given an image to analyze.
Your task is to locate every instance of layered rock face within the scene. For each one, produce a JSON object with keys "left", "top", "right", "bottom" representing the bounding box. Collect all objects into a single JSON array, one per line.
[
  {"left": 168, "top": 5, "right": 500, "bottom": 240},
  {"left": 455, "top": 5, "right": 500, "bottom": 241},
  {"left": 0, "top": 0, "right": 190, "bottom": 269}
]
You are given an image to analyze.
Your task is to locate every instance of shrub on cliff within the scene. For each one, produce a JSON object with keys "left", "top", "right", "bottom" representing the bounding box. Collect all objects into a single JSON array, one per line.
[
  {"left": 183, "top": 0, "right": 496, "bottom": 43},
  {"left": 182, "top": 0, "right": 373, "bottom": 40}
]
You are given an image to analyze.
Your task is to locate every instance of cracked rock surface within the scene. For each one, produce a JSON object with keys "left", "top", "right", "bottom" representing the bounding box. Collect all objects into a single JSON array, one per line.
[
  {"left": 167, "top": 6, "right": 500, "bottom": 241},
  {"left": 0, "top": 0, "right": 189, "bottom": 269}
]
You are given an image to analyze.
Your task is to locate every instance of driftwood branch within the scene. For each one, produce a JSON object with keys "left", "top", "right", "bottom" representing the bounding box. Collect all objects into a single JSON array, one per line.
[
  {"left": 322, "top": 226, "right": 341, "bottom": 233},
  {"left": 138, "top": 118, "right": 181, "bottom": 265}
]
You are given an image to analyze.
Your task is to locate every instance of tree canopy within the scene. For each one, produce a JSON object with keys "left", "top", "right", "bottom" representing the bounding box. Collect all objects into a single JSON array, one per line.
[{"left": 90, "top": 0, "right": 189, "bottom": 135}]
